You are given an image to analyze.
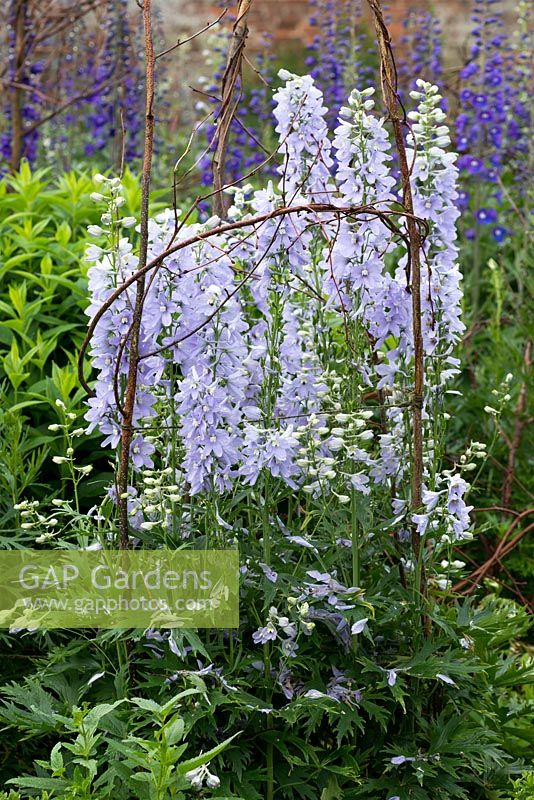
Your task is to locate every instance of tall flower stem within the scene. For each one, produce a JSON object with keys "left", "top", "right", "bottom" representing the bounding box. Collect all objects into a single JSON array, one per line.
[
  {"left": 117, "top": 0, "right": 155, "bottom": 547},
  {"left": 471, "top": 183, "right": 482, "bottom": 320},
  {"left": 351, "top": 488, "right": 360, "bottom": 588},
  {"left": 350, "top": 487, "right": 360, "bottom": 655},
  {"left": 262, "top": 473, "right": 274, "bottom": 800}
]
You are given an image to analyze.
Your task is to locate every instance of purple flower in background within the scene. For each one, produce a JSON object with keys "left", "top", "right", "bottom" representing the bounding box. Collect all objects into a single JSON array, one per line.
[
  {"left": 307, "top": 0, "right": 375, "bottom": 128},
  {"left": 463, "top": 157, "right": 484, "bottom": 175},
  {"left": 454, "top": 0, "right": 529, "bottom": 229},
  {"left": 198, "top": 25, "right": 276, "bottom": 203},
  {"left": 475, "top": 207, "right": 498, "bottom": 224},
  {"left": 457, "top": 190, "right": 470, "bottom": 210},
  {"left": 1, "top": 0, "right": 41, "bottom": 168},
  {"left": 399, "top": 9, "right": 443, "bottom": 97},
  {"left": 387, "top": 669, "right": 398, "bottom": 687},
  {"left": 492, "top": 225, "right": 509, "bottom": 242},
  {"left": 326, "top": 667, "right": 362, "bottom": 705},
  {"left": 390, "top": 755, "right": 415, "bottom": 766}
]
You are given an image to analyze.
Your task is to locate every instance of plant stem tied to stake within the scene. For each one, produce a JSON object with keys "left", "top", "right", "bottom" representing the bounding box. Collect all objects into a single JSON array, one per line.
[
  {"left": 367, "top": 0, "right": 428, "bottom": 618},
  {"left": 117, "top": 0, "right": 155, "bottom": 548}
]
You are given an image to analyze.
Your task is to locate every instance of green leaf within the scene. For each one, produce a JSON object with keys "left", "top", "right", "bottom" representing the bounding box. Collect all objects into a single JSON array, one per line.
[
  {"left": 55, "top": 221, "right": 72, "bottom": 246},
  {"left": 164, "top": 716, "right": 185, "bottom": 745},
  {"left": 83, "top": 698, "right": 126, "bottom": 730},
  {"left": 176, "top": 732, "right": 241, "bottom": 775},
  {"left": 49, "top": 742, "right": 63, "bottom": 772},
  {"left": 7, "top": 778, "right": 69, "bottom": 792},
  {"left": 321, "top": 775, "right": 343, "bottom": 799},
  {"left": 129, "top": 697, "right": 162, "bottom": 714}
]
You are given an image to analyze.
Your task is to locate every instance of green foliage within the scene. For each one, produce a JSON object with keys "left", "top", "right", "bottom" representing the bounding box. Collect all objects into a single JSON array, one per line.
[
  {"left": 448, "top": 235, "right": 534, "bottom": 599},
  {"left": 0, "top": 163, "right": 152, "bottom": 521},
  {"left": 0, "top": 86, "right": 531, "bottom": 800},
  {"left": 1, "top": 464, "right": 532, "bottom": 799},
  {"left": 509, "top": 771, "right": 534, "bottom": 800},
  {"left": 3, "top": 691, "right": 236, "bottom": 799}
]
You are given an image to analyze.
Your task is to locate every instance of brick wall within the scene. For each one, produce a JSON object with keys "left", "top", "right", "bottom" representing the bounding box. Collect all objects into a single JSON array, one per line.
[
  {"left": 152, "top": 0, "right": 517, "bottom": 124},
  {"left": 157, "top": 0, "right": 517, "bottom": 52}
]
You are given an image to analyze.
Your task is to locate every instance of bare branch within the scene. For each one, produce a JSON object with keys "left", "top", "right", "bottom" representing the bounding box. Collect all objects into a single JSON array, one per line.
[
  {"left": 212, "top": 0, "right": 253, "bottom": 218},
  {"left": 155, "top": 8, "right": 228, "bottom": 60}
]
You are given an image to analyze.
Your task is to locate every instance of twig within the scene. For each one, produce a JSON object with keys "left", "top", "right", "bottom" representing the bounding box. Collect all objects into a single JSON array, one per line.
[
  {"left": 155, "top": 9, "right": 227, "bottom": 60},
  {"left": 453, "top": 508, "right": 534, "bottom": 593},
  {"left": 212, "top": 0, "right": 253, "bottom": 218}
]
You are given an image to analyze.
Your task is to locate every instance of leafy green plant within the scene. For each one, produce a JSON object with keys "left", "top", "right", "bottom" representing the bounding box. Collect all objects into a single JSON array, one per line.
[
  {"left": 0, "top": 163, "right": 153, "bottom": 519},
  {"left": 509, "top": 771, "right": 534, "bottom": 800},
  {"left": 5, "top": 693, "right": 238, "bottom": 800}
]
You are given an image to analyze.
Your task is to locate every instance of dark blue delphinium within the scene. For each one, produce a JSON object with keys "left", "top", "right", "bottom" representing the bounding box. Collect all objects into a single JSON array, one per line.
[
  {"left": 307, "top": 0, "right": 375, "bottom": 129},
  {"left": 456, "top": 0, "right": 531, "bottom": 243},
  {"left": 82, "top": 0, "right": 144, "bottom": 163},
  {"left": 399, "top": 10, "right": 443, "bottom": 97},
  {"left": 455, "top": 0, "right": 512, "bottom": 240},
  {"left": 2, "top": 0, "right": 146, "bottom": 171},
  {"left": 505, "top": 0, "right": 532, "bottom": 192}
]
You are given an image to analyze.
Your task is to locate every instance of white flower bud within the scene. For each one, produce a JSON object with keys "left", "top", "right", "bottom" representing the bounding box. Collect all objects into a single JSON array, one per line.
[
  {"left": 329, "top": 437, "right": 345, "bottom": 451},
  {"left": 87, "top": 225, "right": 105, "bottom": 236},
  {"left": 78, "top": 465, "right": 93, "bottom": 475},
  {"left": 206, "top": 773, "right": 220, "bottom": 789},
  {"left": 140, "top": 521, "right": 159, "bottom": 530}
]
